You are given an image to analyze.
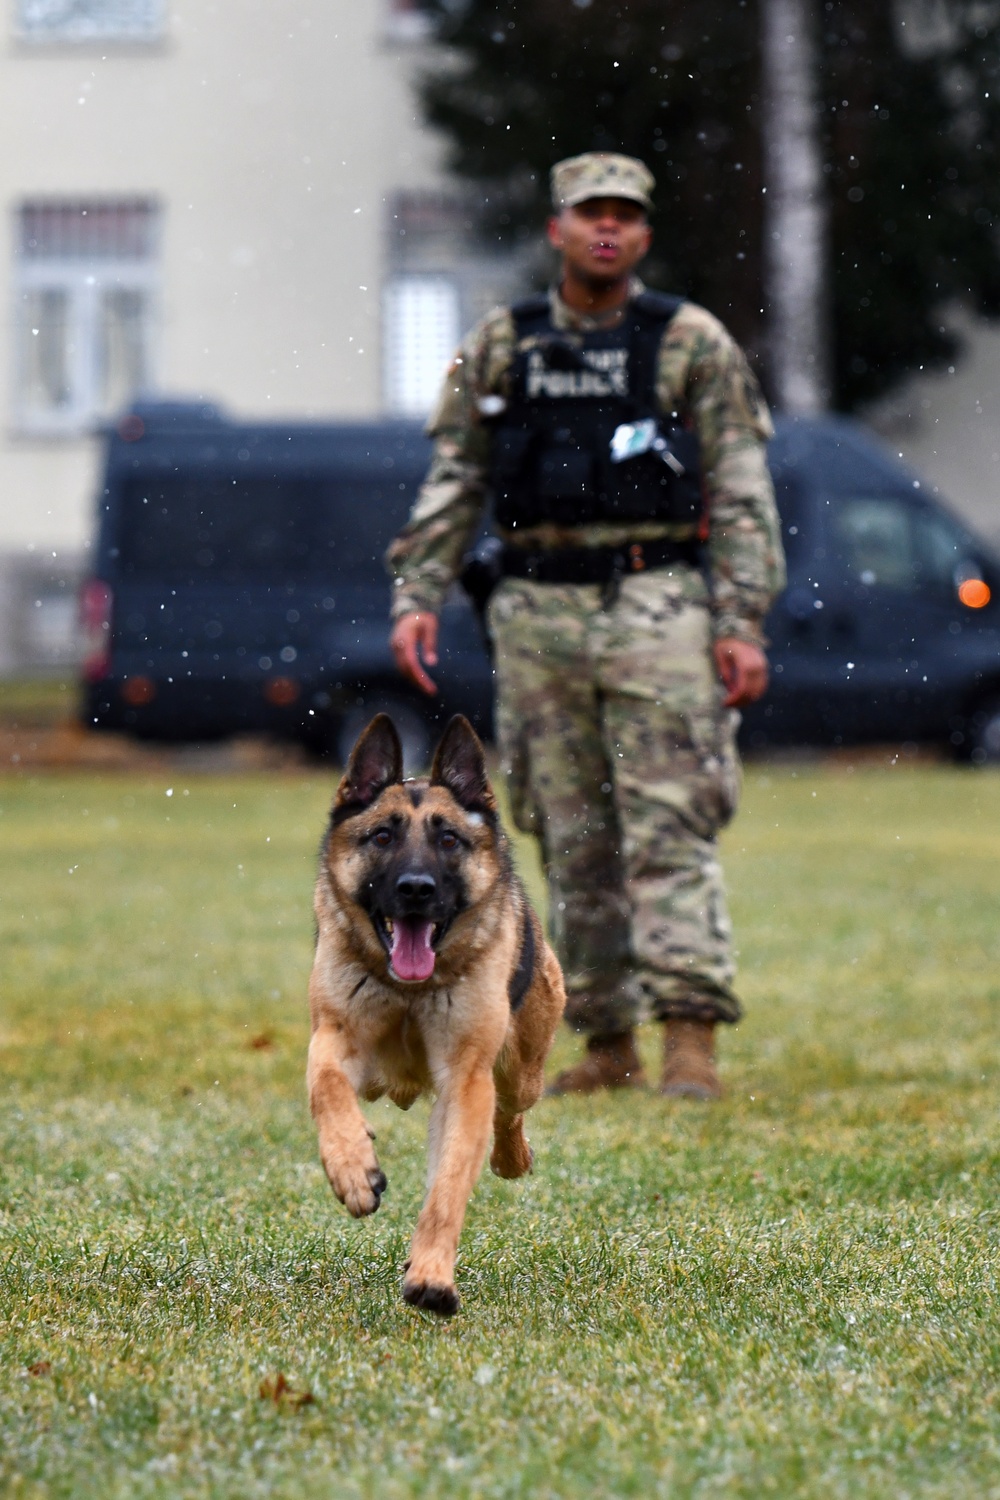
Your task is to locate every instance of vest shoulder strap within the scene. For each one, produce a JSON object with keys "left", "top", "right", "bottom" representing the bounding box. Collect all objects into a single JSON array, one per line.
[
  {"left": 510, "top": 294, "right": 551, "bottom": 337},
  {"left": 629, "top": 292, "right": 685, "bottom": 414},
  {"left": 632, "top": 290, "right": 685, "bottom": 323},
  {"left": 510, "top": 290, "right": 683, "bottom": 336}
]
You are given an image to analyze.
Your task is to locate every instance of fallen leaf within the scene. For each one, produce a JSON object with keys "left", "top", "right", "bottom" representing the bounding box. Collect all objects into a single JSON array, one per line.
[
  {"left": 248, "top": 1034, "right": 274, "bottom": 1051},
  {"left": 259, "top": 1372, "right": 314, "bottom": 1409},
  {"left": 28, "top": 1361, "right": 52, "bottom": 1376}
]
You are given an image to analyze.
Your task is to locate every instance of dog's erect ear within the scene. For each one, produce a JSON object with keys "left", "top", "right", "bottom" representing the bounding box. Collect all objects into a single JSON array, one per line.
[
  {"left": 430, "top": 715, "right": 496, "bottom": 817},
  {"left": 333, "top": 714, "right": 404, "bottom": 820}
]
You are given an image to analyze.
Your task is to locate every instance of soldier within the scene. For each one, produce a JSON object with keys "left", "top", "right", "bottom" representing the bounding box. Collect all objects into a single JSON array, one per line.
[{"left": 386, "top": 151, "right": 785, "bottom": 1098}]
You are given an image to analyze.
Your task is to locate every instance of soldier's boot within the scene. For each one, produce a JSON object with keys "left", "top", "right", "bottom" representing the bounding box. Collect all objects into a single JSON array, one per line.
[
  {"left": 546, "top": 1031, "right": 647, "bottom": 1096},
  {"left": 660, "top": 1019, "right": 721, "bottom": 1101}
]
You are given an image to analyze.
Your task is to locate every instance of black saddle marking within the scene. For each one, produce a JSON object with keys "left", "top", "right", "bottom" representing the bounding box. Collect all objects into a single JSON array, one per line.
[{"left": 508, "top": 906, "right": 536, "bottom": 1013}]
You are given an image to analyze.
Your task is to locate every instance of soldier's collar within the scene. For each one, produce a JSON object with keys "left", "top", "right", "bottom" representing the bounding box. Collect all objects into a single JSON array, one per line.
[{"left": 548, "top": 276, "right": 646, "bottom": 332}]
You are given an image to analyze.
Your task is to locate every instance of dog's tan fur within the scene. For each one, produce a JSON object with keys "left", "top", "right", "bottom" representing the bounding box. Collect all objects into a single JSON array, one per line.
[{"left": 307, "top": 713, "right": 565, "bottom": 1316}]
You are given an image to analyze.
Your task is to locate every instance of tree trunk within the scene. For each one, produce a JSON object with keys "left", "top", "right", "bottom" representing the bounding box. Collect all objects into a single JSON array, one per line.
[{"left": 761, "top": 0, "right": 829, "bottom": 412}]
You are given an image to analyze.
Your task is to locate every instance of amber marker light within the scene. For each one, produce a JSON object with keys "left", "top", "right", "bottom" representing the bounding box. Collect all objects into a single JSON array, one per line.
[
  {"left": 264, "top": 676, "right": 300, "bottom": 706},
  {"left": 121, "top": 675, "right": 156, "bottom": 706},
  {"left": 958, "top": 578, "right": 991, "bottom": 609}
]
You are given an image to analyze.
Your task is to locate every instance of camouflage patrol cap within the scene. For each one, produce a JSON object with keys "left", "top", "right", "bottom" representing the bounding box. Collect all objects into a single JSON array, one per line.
[{"left": 550, "top": 152, "right": 655, "bottom": 213}]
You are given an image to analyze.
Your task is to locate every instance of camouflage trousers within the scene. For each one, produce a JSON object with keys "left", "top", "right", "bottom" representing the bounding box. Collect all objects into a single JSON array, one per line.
[{"left": 487, "top": 566, "right": 743, "bottom": 1035}]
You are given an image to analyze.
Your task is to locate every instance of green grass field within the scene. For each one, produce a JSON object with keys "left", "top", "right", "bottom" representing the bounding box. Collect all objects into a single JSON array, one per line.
[
  {"left": 0, "top": 677, "right": 76, "bottom": 728},
  {"left": 2, "top": 759, "right": 999, "bottom": 1498}
]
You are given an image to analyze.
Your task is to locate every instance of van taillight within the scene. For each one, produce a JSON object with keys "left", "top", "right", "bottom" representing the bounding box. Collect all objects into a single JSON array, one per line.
[{"left": 80, "top": 579, "right": 113, "bottom": 682}]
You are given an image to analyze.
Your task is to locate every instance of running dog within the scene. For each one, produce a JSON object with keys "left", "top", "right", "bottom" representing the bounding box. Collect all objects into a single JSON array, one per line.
[{"left": 307, "top": 713, "right": 565, "bottom": 1316}]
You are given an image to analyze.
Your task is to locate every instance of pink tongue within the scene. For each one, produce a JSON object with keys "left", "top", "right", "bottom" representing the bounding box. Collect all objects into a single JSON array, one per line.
[{"left": 390, "top": 919, "right": 436, "bottom": 982}]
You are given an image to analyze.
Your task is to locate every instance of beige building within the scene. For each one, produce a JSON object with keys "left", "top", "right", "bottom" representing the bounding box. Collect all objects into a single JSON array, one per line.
[
  {"left": 3, "top": 2, "right": 998, "bottom": 672},
  {"left": 0, "top": 0, "right": 519, "bottom": 672},
  {"left": 866, "top": 308, "right": 1000, "bottom": 551}
]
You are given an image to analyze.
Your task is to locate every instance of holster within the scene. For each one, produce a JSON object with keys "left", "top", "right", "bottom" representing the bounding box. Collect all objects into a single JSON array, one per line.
[{"left": 458, "top": 536, "right": 505, "bottom": 618}]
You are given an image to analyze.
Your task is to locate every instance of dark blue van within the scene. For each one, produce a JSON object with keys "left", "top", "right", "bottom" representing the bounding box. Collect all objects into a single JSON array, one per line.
[
  {"left": 81, "top": 401, "right": 491, "bottom": 766},
  {"left": 81, "top": 402, "right": 1000, "bottom": 762},
  {"left": 741, "top": 416, "right": 1000, "bottom": 762}
]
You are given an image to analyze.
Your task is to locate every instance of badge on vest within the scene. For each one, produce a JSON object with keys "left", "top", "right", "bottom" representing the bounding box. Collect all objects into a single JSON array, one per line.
[
  {"left": 525, "top": 345, "right": 629, "bottom": 400},
  {"left": 609, "top": 418, "right": 687, "bottom": 476}
]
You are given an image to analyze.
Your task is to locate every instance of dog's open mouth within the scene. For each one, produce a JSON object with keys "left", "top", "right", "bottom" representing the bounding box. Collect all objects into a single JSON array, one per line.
[{"left": 375, "top": 915, "right": 440, "bottom": 983}]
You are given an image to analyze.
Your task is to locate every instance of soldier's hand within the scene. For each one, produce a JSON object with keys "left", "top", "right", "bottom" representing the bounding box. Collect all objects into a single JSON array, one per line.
[
  {"left": 713, "top": 637, "right": 769, "bottom": 708},
  {"left": 390, "top": 612, "right": 439, "bottom": 696}
]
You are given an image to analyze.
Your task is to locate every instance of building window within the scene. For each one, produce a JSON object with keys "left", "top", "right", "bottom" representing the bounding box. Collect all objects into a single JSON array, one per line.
[
  {"left": 382, "top": 275, "right": 460, "bottom": 417},
  {"left": 13, "top": 199, "right": 159, "bottom": 434},
  {"left": 15, "top": 0, "right": 164, "bottom": 42},
  {"left": 383, "top": 0, "right": 434, "bottom": 43}
]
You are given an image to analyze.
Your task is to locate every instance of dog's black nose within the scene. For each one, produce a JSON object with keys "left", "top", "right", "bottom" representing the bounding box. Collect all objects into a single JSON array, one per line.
[{"left": 396, "top": 872, "right": 436, "bottom": 904}]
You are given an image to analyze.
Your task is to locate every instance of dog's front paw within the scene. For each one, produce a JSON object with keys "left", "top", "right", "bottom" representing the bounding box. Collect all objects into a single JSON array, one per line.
[
  {"left": 326, "top": 1159, "right": 387, "bottom": 1218},
  {"left": 402, "top": 1277, "right": 459, "bottom": 1317}
]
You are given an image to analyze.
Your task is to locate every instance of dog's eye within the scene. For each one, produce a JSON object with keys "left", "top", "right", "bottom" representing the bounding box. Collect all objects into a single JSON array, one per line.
[
  {"left": 439, "top": 830, "right": 459, "bottom": 850},
  {"left": 372, "top": 828, "right": 393, "bottom": 847}
]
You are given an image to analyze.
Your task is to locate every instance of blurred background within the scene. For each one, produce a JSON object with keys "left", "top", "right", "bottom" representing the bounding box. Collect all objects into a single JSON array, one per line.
[{"left": 1, "top": 0, "right": 999, "bottom": 696}]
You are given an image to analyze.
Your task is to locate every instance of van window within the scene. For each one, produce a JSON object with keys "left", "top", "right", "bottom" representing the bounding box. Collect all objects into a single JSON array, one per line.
[
  {"left": 118, "top": 471, "right": 418, "bottom": 582},
  {"left": 914, "top": 509, "right": 968, "bottom": 590},
  {"left": 830, "top": 494, "right": 971, "bottom": 595}
]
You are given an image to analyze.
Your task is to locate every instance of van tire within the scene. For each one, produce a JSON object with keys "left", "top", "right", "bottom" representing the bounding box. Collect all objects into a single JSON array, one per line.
[{"left": 968, "top": 696, "right": 1000, "bottom": 765}]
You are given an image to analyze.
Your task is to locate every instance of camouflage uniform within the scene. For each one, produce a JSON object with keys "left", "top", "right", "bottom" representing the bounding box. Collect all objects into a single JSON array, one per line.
[{"left": 387, "top": 281, "right": 785, "bottom": 1033}]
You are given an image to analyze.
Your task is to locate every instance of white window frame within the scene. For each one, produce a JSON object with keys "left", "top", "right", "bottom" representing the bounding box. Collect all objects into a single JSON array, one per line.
[
  {"left": 15, "top": 0, "right": 165, "bottom": 43},
  {"left": 382, "top": 274, "right": 461, "bottom": 418},
  {"left": 13, "top": 202, "right": 159, "bottom": 436}
]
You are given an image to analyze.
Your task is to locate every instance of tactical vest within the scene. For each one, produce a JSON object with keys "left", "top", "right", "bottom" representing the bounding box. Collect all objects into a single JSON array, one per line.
[{"left": 487, "top": 291, "right": 703, "bottom": 530}]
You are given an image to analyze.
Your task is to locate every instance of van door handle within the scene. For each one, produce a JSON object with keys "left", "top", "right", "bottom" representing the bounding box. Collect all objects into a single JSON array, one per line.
[{"left": 829, "top": 612, "right": 856, "bottom": 640}]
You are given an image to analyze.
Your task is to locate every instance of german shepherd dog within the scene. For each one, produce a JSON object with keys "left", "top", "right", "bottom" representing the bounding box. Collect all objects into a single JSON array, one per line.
[{"left": 307, "top": 713, "right": 565, "bottom": 1316}]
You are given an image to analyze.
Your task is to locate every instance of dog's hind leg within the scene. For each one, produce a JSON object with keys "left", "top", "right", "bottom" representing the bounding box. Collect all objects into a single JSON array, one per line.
[
  {"left": 308, "top": 1023, "right": 386, "bottom": 1218},
  {"left": 490, "top": 950, "right": 566, "bottom": 1178},
  {"left": 490, "top": 1108, "right": 533, "bottom": 1179},
  {"left": 490, "top": 1056, "right": 541, "bottom": 1177},
  {"left": 403, "top": 1058, "right": 496, "bottom": 1317}
]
